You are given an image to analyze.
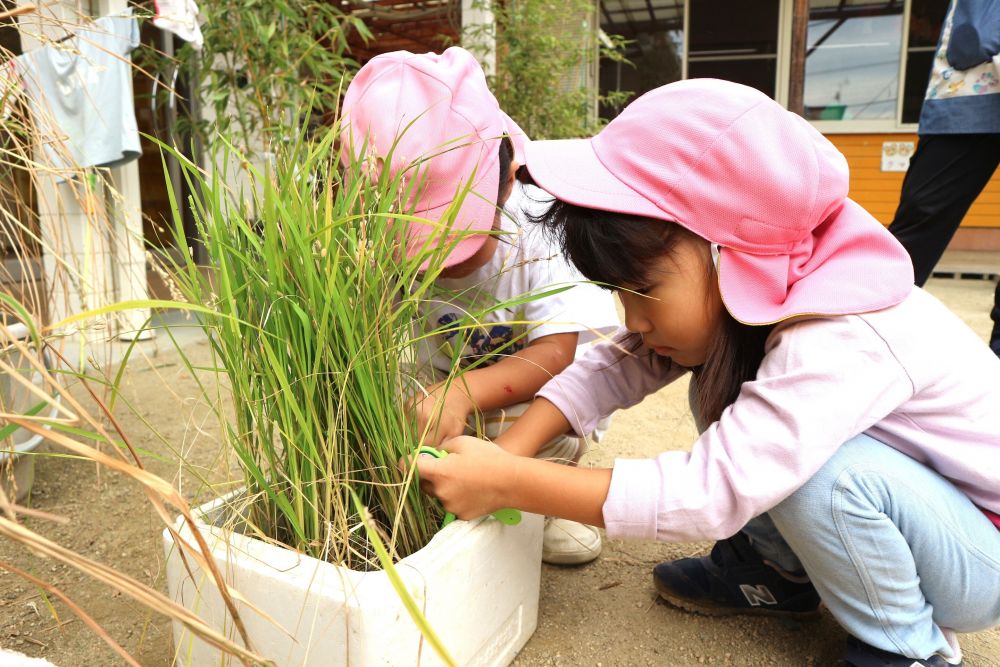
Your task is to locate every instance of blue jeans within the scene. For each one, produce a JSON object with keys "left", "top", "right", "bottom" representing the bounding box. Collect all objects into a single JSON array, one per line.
[{"left": 743, "top": 434, "right": 1000, "bottom": 661}]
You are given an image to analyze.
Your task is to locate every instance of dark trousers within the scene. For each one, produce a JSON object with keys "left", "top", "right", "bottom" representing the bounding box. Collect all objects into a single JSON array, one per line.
[{"left": 887, "top": 134, "right": 1000, "bottom": 355}]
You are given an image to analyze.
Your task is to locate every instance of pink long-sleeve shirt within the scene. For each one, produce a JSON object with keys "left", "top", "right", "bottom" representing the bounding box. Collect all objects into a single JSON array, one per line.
[{"left": 537, "top": 287, "right": 1000, "bottom": 541}]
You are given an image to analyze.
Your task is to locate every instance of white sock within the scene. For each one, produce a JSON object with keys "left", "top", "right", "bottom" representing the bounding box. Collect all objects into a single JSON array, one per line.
[{"left": 939, "top": 627, "right": 963, "bottom": 665}]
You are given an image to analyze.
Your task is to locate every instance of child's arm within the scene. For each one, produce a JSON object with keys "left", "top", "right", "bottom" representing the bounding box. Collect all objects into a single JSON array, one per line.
[
  {"left": 412, "top": 332, "right": 579, "bottom": 446},
  {"left": 462, "top": 331, "right": 579, "bottom": 410},
  {"left": 493, "top": 397, "right": 571, "bottom": 457},
  {"left": 414, "top": 435, "right": 612, "bottom": 527}
]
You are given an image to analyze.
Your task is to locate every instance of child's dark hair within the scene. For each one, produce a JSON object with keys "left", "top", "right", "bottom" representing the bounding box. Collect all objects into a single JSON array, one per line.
[
  {"left": 497, "top": 135, "right": 514, "bottom": 206},
  {"left": 532, "top": 199, "right": 774, "bottom": 426}
]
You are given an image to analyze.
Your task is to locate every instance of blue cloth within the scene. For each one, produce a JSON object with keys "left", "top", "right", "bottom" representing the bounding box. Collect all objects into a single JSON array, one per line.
[
  {"left": 921, "top": 92, "right": 1000, "bottom": 134},
  {"left": 744, "top": 434, "right": 1000, "bottom": 662},
  {"left": 947, "top": 0, "right": 1000, "bottom": 69},
  {"left": 919, "top": 0, "right": 1000, "bottom": 135},
  {"left": 17, "top": 10, "right": 141, "bottom": 176}
]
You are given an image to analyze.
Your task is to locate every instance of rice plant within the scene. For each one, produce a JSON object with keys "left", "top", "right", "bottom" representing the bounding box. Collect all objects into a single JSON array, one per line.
[
  {"left": 0, "top": 5, "right": 462, "bottom": 661},
  {"left": 151, "top": 121, "right": 493, "bottom": 567}
]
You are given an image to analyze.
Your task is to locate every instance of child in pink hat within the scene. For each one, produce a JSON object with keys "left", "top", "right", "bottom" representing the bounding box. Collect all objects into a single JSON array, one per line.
[
  {"left": 414, "top": 79, "right": 1000, "bottom": 666},
  {"left": 341, "top": 47, "right": 619, "bottom": 565}
]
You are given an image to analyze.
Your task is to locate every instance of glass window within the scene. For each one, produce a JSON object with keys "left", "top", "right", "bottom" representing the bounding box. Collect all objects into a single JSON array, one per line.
[
  {"left": 688, "top": 0, "right": 781, "bottom": 98},
  {"left": 600, "top": 0, "right": 943, "bottom": 127},
  {"left": 598, "top": 0, "right": 684, "bottom": 120},
  {"left": 804, "top": 1, "right": 904, "bottom": 121}
]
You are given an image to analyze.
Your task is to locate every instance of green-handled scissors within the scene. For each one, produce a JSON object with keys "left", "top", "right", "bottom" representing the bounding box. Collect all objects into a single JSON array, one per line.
[{"left": 416, "top": 445, "right": 522, "bottom": 527}]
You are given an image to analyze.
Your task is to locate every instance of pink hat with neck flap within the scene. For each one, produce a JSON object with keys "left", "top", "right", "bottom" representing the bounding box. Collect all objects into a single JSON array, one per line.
[
  {"left": 523, "top": 78, "right": 914, "bottom": 324},
  {"left": 341, "top": 47, "right": 527, "bottom": 269}
]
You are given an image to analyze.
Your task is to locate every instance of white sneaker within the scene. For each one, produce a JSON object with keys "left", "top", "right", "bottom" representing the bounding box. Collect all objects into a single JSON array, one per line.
[{"left": 542, "top": 517, "right": 602, "bottom": 565}]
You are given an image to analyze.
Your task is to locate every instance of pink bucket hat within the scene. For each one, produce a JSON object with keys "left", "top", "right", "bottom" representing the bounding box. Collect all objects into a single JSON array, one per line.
[
  {"left": 341, "top": 47, "right": 527, "bottom": 268},
  {"left": 523, "top": 79, "right": 914, "bottom": 324}
]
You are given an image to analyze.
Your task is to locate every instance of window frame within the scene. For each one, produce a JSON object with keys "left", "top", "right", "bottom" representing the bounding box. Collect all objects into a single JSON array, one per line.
[
  {"left": 599, "top": 0, "right": 926, "bottom": 133},
  {"left": 788, "top": 0, "right": 920, "bottom": 134},
  {"left": 682, "top": 0, "right": 785, "bottom": 99}
]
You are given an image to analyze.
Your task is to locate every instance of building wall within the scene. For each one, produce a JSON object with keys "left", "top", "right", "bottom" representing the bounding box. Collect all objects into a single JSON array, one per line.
[{"left": 827, "top": 133, "right": 1000, "bottom": 249}]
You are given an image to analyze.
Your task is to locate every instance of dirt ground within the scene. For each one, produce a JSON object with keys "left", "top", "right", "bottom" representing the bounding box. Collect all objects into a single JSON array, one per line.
[{"left": 0, "top": 277, "right": 998, "bottom": 666}]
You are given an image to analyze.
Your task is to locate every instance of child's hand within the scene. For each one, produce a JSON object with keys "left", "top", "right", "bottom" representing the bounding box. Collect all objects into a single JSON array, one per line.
[
  {"left": 410, "top": 382, "right": 474, "bottom": 447},
  {"left": 414, "top": 436, "right": 516, "bottom": 520}
]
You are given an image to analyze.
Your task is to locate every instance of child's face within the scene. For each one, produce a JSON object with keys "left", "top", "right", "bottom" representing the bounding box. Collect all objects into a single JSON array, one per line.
[
  {"left": 617, "top": 234, "right": 722, "bottom": 368},
  {"left": 438, "top": 219, "right": 500, "bottom": 279},
  {"left": 437, "top": 160, "right": 518, "bottom": 279}
]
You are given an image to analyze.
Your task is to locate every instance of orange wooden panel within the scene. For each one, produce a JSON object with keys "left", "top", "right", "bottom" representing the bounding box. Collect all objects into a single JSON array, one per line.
[{"left": 824, "top": 133, "right": 1000, "bottom": 228}]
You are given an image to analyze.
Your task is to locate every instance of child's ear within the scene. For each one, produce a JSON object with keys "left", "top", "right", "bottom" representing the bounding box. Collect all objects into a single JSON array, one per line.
[{"left": 506, "top": 161, "right": 519, "bottom": 187}]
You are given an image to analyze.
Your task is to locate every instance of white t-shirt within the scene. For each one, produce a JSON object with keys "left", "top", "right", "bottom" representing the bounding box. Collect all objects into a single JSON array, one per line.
[
  {"left": 415, "top": 184, "right": 620, "bottom": 374},
  {"left": 16, "top": 10, "right": 141, "bottom": 177}
]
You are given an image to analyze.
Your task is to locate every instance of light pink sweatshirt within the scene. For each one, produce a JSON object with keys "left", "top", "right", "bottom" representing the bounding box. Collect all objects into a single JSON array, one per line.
[{"left": 537, "top": 287, "right": 1000, "bottom": 541}]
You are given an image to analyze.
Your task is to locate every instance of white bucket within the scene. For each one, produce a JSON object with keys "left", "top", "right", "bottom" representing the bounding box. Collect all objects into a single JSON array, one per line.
[{"left": 0, "top": 322, "right": 59, "bottom": 502}]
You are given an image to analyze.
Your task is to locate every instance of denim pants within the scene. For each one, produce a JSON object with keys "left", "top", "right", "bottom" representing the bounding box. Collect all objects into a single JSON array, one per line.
[{"left": 742, "top": 434, "right": 1000, "bottom": 661}]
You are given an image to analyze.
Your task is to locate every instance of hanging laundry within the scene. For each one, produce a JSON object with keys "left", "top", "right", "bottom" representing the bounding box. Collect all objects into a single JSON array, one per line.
[
  {"left": 15, "top": 9, "right": 142, "bottom": 178},
  {"left": 153, "top": 0, "right": 204, "bottom": 50}
]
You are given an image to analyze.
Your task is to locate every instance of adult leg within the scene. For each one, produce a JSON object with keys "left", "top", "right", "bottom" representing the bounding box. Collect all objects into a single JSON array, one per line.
[
  {"left": 769, "top": 434, "right": 1000, "bottom": 661},
  {"left": 991, "top": 278, "right": 1000, "bottom": 358},
  {"left": 887, "top": 134, "right": 1000, "bottom": 286}
]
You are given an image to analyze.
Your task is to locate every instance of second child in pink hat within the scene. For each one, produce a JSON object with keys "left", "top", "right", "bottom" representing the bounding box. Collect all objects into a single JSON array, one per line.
[
  {"left": 342, "top": 47, "right": 620, "bottom": 565},
  {"left": 415, "top": 79, "right": 1000, "bottom": 666}
]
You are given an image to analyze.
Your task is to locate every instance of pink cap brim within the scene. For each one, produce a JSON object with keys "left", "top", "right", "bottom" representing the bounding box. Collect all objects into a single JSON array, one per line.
[
  {"left": 408, "top": 154, "right": 500, "bottom": 269},
  {"left": 525, "top": 141, "right": 914, "bottom": 325},
  {"left": 718, "top": 199, "right": 914, "bottom": 324},
  {"left": 524, "top": 138, "right": 667, "bottom": 221},
  {"left": 500, "top": 111, "right": 529, "bottom": 164}
]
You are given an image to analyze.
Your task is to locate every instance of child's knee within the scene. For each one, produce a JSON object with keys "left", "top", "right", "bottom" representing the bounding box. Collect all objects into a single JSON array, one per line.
[
  {"left": 481, "top": 402, "right": 531, "bottom": 439},
  {"left": 770, "top": 434, "right": 894, "bottom": 527},
  {"left": 535, "top": 434, "right": 584, "bottom": 465}
]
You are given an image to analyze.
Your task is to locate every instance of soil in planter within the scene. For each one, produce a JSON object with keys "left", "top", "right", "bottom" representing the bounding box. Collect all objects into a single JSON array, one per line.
[{"left": 212, "top": 484, "right": 422, "bottom": 573}]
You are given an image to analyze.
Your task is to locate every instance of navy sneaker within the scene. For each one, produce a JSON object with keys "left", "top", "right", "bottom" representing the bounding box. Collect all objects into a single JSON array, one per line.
[
  {"left": 842, "top": 635, "right": 962, "bottom": 666},
  {"left": 652, "top": 532, "right": 821, "bottom": 618}
]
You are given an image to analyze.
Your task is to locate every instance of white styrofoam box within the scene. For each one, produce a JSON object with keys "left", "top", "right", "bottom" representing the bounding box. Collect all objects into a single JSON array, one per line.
[
  {"left": 164, "top": 491, "right": 543, "bottom": 666},
  {"left": 0, "top": 648, "right": 59, "bottom": 666}
]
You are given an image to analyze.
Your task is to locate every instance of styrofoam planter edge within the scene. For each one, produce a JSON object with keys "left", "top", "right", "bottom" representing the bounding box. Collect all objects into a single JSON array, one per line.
[{"left": 163, "top": 488, "right": 543, "bottom": 666}]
